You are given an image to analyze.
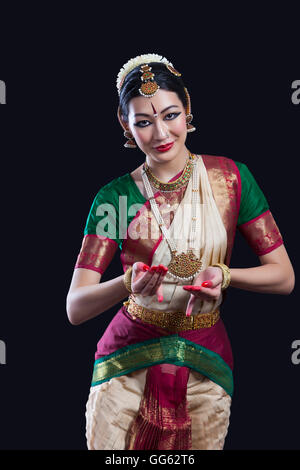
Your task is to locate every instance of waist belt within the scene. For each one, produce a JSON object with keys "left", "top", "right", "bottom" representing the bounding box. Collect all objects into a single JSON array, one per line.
[{"left": 123, "top": 295, "right": 220, "bottom": 332}]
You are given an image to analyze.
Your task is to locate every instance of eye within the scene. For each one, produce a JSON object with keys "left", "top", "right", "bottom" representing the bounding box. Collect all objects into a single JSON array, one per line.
[
  {"left": 134, "top": 120, "right": 151, "bottom": 128},
  {"left": 164, "top": 112, "right": 181, "bottom": 120}
]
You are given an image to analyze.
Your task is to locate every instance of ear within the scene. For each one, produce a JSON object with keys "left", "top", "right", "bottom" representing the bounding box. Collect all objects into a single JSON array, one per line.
[{"left": 117, "top": 106, "right": 129, "bottom": 132}]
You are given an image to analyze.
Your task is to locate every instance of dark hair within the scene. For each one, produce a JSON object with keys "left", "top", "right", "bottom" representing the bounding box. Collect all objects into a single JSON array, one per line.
[{"left": 119, "top": 62, "right": 188, "bottom": 122}]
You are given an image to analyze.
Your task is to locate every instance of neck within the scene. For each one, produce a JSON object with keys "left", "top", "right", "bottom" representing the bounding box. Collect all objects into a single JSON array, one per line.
[{"left": 145, "top": 147, "right": 190, "bottom": 182}]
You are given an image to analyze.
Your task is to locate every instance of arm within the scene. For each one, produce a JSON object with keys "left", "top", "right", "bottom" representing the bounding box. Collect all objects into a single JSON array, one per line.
[
  {"left": 229, "top": 163, "right": 295, "bottom": 295},
  {"left": 66, "top": 263, "right": 168, "bottom": 325},
  {"left": 66, "top": 268, "right": 129, "bottom": 325},
  {"left": 229, "top": 244, "right": 295, "bottom": 295},
  {"left": 183, "top": 244, "right": 295, "bottom": 315}
]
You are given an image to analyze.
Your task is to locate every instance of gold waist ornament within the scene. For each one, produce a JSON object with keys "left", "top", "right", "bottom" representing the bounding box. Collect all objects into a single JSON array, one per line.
[{"left": 123, "top": 296, "right": 220, "bottom": 332}]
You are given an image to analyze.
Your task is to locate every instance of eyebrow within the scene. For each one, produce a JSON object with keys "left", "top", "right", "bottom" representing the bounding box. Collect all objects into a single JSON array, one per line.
[{"left": 134, "top": 105, "right": 180, "bottom": 118}]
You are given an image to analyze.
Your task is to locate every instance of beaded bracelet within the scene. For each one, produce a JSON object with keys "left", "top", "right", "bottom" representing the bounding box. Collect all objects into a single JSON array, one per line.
[{"left": 212, "top": 263, "right": 231, "bottom": 290}]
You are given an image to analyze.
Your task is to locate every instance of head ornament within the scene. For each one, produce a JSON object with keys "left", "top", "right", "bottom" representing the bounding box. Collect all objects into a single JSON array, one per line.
[{"left": 116, "top": 53, "right": 181, "bottom": 96}]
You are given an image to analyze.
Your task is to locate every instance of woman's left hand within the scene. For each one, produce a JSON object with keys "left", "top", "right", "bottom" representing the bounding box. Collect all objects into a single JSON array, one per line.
[{"left": 183, "top": 266, "right": 223, "bottom": 316}]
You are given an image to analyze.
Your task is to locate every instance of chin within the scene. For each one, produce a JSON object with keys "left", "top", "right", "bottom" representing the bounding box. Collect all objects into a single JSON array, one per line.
[{"left": 152, "top": 151, "right": 176, "bottom": 162}]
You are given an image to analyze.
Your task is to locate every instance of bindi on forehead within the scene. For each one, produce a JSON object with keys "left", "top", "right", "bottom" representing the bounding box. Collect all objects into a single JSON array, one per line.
[{"left": 151, "top": 102, "right": 158, "bottom": 118}]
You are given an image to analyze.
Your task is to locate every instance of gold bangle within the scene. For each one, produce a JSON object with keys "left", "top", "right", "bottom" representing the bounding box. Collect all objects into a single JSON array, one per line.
[
  {"left": 212, "top": 263, "right": 231, "bottom": 290},
  {"left": 123, "top": 266, "right": 133, "bottom": 293}
]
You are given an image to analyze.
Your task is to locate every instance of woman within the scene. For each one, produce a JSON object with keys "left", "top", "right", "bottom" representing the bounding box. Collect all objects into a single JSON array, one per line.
[{"left": 66, "top": 54, "right": 295, "bottom": 450}]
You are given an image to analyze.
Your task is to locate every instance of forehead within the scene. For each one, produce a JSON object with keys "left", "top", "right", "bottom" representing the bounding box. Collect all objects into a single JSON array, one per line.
[{"left": 128, "top": 89, "right": 183, "bottom": 114}]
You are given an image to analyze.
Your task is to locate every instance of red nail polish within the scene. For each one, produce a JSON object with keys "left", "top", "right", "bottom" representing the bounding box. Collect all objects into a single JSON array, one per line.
[
  {"left": 159, "top": 265, "right": 168, "bottom": 273},
  {"left": 158, "top": 295, "right": 163, "bottom": 303},
  {"left": 202, "top": 281, "right": 213, "bottom": 288},
  {"left": 142, "top": 264, "right": 149, "bottom": 271}
]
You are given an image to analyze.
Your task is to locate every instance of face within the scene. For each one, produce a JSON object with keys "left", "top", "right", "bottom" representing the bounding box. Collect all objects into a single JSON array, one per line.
[{"left": 125, "top": 89, "right": 188, "bottom": 163}]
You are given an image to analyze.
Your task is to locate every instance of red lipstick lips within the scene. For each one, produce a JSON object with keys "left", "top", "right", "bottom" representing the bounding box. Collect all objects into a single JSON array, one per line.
[{"left": 155, "top": 142, "right": 174, "bottom": 152}]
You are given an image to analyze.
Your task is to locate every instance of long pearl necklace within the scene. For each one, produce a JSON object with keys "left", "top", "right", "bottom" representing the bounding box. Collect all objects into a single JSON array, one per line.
[{"left": 141, "top": 154, "right": 203, "bottom": 281}]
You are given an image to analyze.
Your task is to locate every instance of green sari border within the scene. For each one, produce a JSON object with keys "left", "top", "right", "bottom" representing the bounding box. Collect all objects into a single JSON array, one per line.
[{"left": 91, "top": 336, "right": 234, "bottom": 397}]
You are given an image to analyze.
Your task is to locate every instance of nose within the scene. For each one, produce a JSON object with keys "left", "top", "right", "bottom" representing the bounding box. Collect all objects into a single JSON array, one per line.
[{"left": 152, "top": 119, "right": 169, "bottom": 141}]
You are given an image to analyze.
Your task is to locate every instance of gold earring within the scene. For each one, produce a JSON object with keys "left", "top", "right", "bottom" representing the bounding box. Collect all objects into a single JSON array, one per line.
[
  {"left": 124, "top": 130, "right": 137, "bottom": 148},
  {"left": 186, "top": 114, "right": 196, "bottom": 133},
  {"left": 183, "top": 87, "right": 196, "bottom": 133}
]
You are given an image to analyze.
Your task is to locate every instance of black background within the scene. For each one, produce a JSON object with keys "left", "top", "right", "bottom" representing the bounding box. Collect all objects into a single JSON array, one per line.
[{"left": 0, "top": 5, "right": 299, "bottom": 451}]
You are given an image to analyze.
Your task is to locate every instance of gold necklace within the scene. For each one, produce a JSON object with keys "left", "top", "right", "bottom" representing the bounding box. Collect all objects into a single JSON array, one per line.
[
  {"left": 143, "top": 152, "right": 195, "bottom": 192},
  {"left": 141, "top": 154, "right": 202, "bottom": 281}
]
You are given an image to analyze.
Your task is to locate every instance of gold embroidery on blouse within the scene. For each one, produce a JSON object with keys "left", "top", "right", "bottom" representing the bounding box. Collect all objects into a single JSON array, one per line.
[
  {"left": 239, "top": 211, "right": 283, "bottom": 255},
  {"left": 75, "top": 234, "right": 118, "bottom": 273}
]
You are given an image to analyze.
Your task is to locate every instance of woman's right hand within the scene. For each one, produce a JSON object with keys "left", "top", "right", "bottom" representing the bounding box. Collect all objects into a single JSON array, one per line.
[{"left": 131, "top": 262, "right": 168, "bottom": 302}]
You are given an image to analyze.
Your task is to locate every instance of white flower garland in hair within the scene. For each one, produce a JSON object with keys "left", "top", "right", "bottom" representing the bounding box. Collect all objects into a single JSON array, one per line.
[{"left": 116, "top": 53, "right": 173, "bottom": 95}]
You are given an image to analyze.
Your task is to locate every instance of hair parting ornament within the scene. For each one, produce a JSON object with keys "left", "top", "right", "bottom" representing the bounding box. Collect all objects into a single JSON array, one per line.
[{"left": 116, "top": 53, "right": 182, "bottom": 97}]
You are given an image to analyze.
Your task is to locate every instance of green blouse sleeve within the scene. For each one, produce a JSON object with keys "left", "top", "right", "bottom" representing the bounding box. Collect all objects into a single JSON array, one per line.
[
  {"left": 84, "top": 181, "right": 121, "bottom": 248},
  {"left": 74, "top": 173, "right": 147, "bottom": 274},
  {"left": 235, "top": 161, "right": 269, "bottom": 226},
  {"left": 84, "top": 173, "right": 146, "bottom": 250}
]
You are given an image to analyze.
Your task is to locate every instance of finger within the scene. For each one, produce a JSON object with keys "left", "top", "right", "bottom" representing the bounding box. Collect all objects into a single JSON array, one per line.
[
  {"left": 201, "top": 277, "right": 220, "bottom": 288},
  {"left": 134, "top": 262, "right": 150, "bottom": 277},
  {"left": 132, "top": 268, "right": 155, "bottom": 292},
  {"left": 197, "top": 286, "right": 221, "bottom": 300},
  {"left": 201, "top": 280, "right": 213, "bottom": 288},
  {"left": 132, "top": 264, "right": 150, "bottom": 286},
  {"left": 183, "top": 285, "right": 202, "bottom": 293},
  {"left": 135, "top": 265, "right": 167, "bottom": 297},
  {"left": 158, "top": 264, "right": 168, "bottom": 273},
  {"left": 156, "top": 282, "right": 164, "bottom": 302},
  {"left": 185, "top": 294, "right": 196, "bottom": 317},
  {"left": 133, "top": 262, "right": 149, "bottom": 272},
  {"left": 183, "top": 284, "right": 220, "bottom": 301},
  {"left": 150, "top": 267, "right": 167, "bottom": 297},
  {"left": 140, "top": 268, "right": 161, "bottom": 296}
]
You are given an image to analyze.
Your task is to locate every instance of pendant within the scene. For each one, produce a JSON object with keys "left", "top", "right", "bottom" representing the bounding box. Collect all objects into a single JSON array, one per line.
[{"left": 167, "top": 250, "right": 202, "bottom": 280}]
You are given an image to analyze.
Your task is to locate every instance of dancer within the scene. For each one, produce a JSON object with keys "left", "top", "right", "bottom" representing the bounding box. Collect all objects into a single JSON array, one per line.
[{"left": 66, "top": 54, "right": 294, "bottom": 450}]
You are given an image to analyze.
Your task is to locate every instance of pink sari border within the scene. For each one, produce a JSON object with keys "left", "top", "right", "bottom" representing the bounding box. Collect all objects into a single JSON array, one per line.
[
  {"left": 231, "top": 159, "right": 242, "bottom": 216},
  {"left": 257, "top": 238, "right": 283, "bottom": 256},
  {"left": 238, "top": 210, "right": 283, "bottom": 256},
  {"left": 74, "top": 264, "right": 104, "bottom": 274},
  {"left": 75, "top": 234, "right": 118, "bottom": 275},
  {"left": 239, "top": 209, "right": 270, "bottom": 228}
]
